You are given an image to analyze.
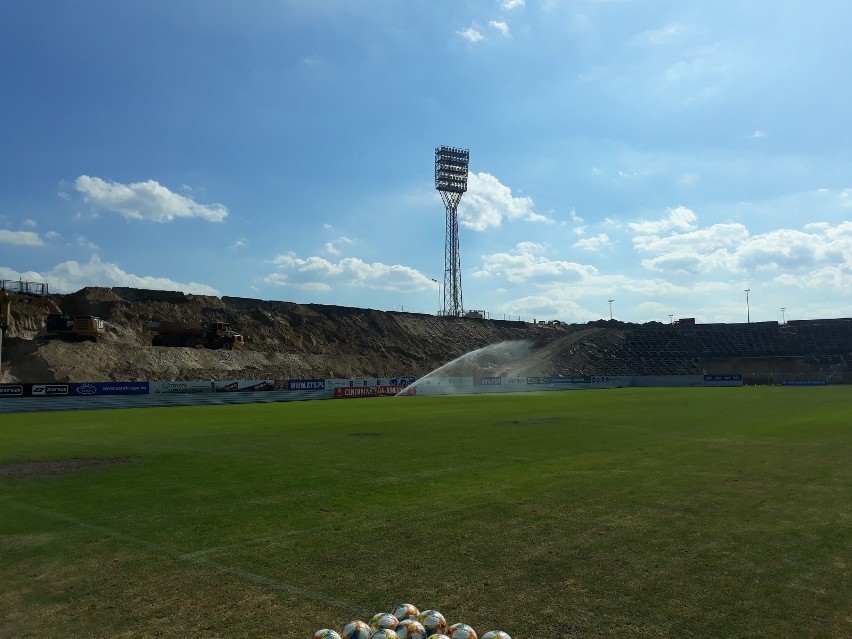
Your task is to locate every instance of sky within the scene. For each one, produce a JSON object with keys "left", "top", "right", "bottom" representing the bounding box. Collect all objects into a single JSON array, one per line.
[{"left": 2, "top": 0, "right": 851, "bottom": 324}]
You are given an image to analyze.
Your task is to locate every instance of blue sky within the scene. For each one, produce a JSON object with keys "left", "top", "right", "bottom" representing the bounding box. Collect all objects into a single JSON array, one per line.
[{"left": 2, "top": 0, "right": 851, "bottom": 324}]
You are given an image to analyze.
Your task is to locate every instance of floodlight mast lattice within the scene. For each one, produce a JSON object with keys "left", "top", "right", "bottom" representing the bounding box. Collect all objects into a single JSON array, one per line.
[{"left": 435, "top": 146, "right": 469, "bottom": 317}]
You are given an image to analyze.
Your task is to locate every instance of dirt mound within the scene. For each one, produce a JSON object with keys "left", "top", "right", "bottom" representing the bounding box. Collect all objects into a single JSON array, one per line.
[{"left": 2, "top": 287, "right": 598, "bottom": 383}]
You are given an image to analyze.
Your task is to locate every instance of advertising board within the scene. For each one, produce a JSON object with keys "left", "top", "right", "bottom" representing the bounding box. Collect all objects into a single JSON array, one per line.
[
  {"left": 70, "top": 382, "right": 150, "bottom": 396},
  {"left": 287, "top": 379, "right": 326, "bottom": 391}
]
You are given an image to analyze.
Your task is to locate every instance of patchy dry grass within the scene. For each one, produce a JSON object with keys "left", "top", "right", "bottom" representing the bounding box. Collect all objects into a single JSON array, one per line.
[{"left": 1, "top": 388, "right": 851, "bottom": 638}]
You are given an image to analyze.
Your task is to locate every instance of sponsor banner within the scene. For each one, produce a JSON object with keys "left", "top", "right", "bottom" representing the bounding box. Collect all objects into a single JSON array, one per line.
[
  {"left": 526, "top": 377, "right": 542, "bottom": 384},
  {"left": 333, "top": 386, "right": 375, "bottom": 398},
  {"left": 387, "top": 377, "right": 416, "bottom": 387},
  {"left": 0, "top": 384, "right": 24, "bottom": 397},
  {"left": 30, "top": 384, "right": 69, "bottom": 397},
  {"left": 151, "top": 381, "right": 214, "bottom": 394},
  {"left": 475, "top": 377, "right": 502, "bottom": 385},
  {"left": 704, "top": 374, "right": 743, "bottom": 382},
  {"left": 332, "top": 385, "right": 411, "bottom": 399},
  {"left": 548, "top": 376, "right": 590, "bottom": 384},
  {"left": 214, "top": 380, "right": 274, "bottom": 392},
  {"left": 70, "top": 382, "right": 150, "bottom": 396},
  {"left": 287, "top": 379, "right": 326, "bottom": 391},
  {"left": 505, "top": 377, "right": 527, "bottom": 385},
  {"left": 781, "top": 379, "right": 827, "bottom": 386}
]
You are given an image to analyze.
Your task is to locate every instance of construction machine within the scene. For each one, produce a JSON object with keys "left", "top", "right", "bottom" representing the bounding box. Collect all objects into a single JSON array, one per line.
[
  {"left": 0, "top": 282, "right": 106, "bottom": 342},
  {"left": 147, "top": 320, "right": 245, "bottom": 349},
  {"left": 43, "top": 313, "right": 106, "bottom": 342}
]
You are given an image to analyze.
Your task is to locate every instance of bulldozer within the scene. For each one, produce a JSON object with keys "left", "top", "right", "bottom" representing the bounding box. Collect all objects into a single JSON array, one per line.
[{"left": 147, "top": 320, "right": 245, "bottom": 350}]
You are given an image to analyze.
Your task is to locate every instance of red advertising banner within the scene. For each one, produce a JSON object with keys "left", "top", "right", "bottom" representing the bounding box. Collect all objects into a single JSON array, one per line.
[{"left": 332, "top": 385, "right": 414, "bottom": 399}]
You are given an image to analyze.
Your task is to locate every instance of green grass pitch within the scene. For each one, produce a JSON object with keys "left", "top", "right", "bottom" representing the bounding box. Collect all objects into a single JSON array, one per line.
[{"left": 1, "top": 387, "right": 850, "bottom": 638}]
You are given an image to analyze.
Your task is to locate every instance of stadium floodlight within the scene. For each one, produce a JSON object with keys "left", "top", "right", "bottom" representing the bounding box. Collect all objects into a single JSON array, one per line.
[
  {"left": 435, "top": 146, "right": 469, "bottom": 317},
  {"left": 608, "top": 299, "right": 615, "bottom": 320},
  {"left": 745, "top": 289, "right": 750, "bottom": 323},
  {"left": 781, "top": 307, "right": 786, "bottom": 324}
]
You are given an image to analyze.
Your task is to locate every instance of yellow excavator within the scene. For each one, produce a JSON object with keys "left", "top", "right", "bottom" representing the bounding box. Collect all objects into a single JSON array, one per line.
[{"left": 0, "top": 283, "right": 106, "bottom": 342}]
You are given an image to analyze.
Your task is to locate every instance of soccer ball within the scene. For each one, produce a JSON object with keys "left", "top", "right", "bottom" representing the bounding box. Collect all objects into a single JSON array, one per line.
[
  {"left": 392, "top": 603, "right": 420, "bottom": 621},
  {"left": 314, "top": 631, "right": 342, "bottom": 639},
  {"left": 417, "top": 610, "right": 447, "bottom": 636},
  {"left": 370, "top": 630, "right": 399, "bottom": 639},
  {"left": 369, "top": 612, "right": 399, "bottom": 631},
  {"left": 396, "top": 619, "right": 427, "bottom": 639},
  {"left": 342, "top": 620, "right": 372, "bottom": 639},
  {"left": 446, "top": 624, "right": 477, "bottom": 639},
  {"left": 481, "top": 632, "right": 511, "bottom": 639}
]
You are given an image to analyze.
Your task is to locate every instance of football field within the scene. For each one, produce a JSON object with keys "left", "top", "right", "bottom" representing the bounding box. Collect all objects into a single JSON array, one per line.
[{"left": 1, "top": 387, "right": 850, "bottom": 638}]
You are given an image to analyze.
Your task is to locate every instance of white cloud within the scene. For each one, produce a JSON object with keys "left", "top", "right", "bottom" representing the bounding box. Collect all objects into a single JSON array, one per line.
[
  {"left": 0, "top": 256, "right": 219, "bottom": 295},
  {"left": 749, "top": 129, "right": 767, "bottom": 139},
  {"left": 473, "top": 242, "right": 598, "bottom": 283},
  {"left": 22, "top": 219, "right": 37, "bottom": 228},
  {"left": 230, "top": 237, "right": 248, "bottom": 250},
  {"left": 460, "top": 172, "right": 550, "bottom": 231},
  {"left": 74, "top": 175, "right": 228, "bottom": 223},
  {"left": 73, "top": 233, "right": 99, "bottom": 250},
  {"left": 502, "top": 0, "right": 524, "bottom": 9},
  {"left": 458, "top": 24, "right": 484, "bottom": 43},
  {"left": 573, "top": 233, "right": 611, "bottom": 252},
  {"left": 632, "top": 23, "right": 688, "bottom": 46},
  {"left": 489, "top": 20, "right": 510, "bottom": 36},
  {"left": 0, "top": 230, "right": 43, "bottom": 246},
  {"left": 628, "top": 206, "right": 697, "bottom": 234},
  {"left": 266, "top": 252, "right": 434, "bottom": 293},
  {"left": 324, "top": 236, "right": 354, "bottom": 256}
]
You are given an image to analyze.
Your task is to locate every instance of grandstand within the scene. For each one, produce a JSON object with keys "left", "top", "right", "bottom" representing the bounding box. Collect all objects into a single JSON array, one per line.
[{"left": 561, "top": 318, "right": 852, "bottom": 381}]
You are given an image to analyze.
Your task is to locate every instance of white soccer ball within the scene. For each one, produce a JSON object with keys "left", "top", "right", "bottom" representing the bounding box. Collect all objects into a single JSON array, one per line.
[
  {"left": 369, "top": 612, "right": 399, "bottom": 631},
  {"left": 417, "top": 610, "right": 447, "bottom": 636},
  {"left": 392, "top": 603, "right": 420, "bottom": 622},
  {"left": 396, "top": 619, "right": 427, "bottom": 639},
  {"left": 481, "top": 632, "right": 511, "bottom": 639},
  {"left": 342, "top": 620, "right": 372, "bottom": 639},
  {"left": 446, "top": 623, "right": 477, "bottom": 639},
  {"left": 370, "top": 630, "right": 399, "bottom": 639},
  {"left": 314, "top": 631, "right": 342, "bottom": 639}
]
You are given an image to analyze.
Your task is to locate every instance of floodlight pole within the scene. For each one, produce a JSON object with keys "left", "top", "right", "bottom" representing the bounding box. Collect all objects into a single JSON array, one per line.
[
  {"left": 781, "top": 307, "right": 786, "bottom": 324},
  {"left": 608, "top": 299, "right": 615, "bottom": 320},
  {"left": 435, "top": 146, "right": 469, "bottom": 317},
  {"left": 745, "top": 288, "right": 750, "bottom": 323}
]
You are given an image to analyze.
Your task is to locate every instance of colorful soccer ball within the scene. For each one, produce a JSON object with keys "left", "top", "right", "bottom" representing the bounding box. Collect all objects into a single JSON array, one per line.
[
  {"left": 342, "top": 620, "right": 372, "bottom": 639},
  {"left": 392, "top": 603, "right": 420, "bottom": 622},
  {"left": 369, "top": 630, "right": 399, "bottom": 639},
  {"left": 396, "top": 619, "right": 427, "bottom": 639},
  {"left": 417, "top": 610, "right": 447, "bottom": 636},
  {"left": 447, "top": 624, "right": 477, "bottom": 639},
  {"left": 369, "top": 612, "right": 399, "bottom": 631},
  {"left": 481, "top": 632, "right": 511, "bottom": 639},
  {"left": 314, "top": 631, "right": 342, "bottom": 639}
]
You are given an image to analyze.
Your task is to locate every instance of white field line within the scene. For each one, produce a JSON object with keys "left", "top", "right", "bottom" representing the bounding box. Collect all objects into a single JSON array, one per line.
[{"left": 5, "top": 500, "right": 366, "bottom": 613}]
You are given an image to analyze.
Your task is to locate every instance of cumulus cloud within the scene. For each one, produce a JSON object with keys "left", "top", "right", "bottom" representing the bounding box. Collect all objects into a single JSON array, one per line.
[
  {"left": 74, "top": 176, "right": 228, "bottom": 223},
  {"left": 573, "top": 233, "right": 611, "bottom": 252},
  {"left": 266, "top": 252, "right": 434, "bottom": 292},
  {"left": 502, "top": 0, "right": 524, "bottom": 9},
  {"left": 0, "top": 256, "right": 219, "bottom": 295},
  {"left": 0, "top": 230, "right": 44, "bottom": 246},
  {"left": 631, "top": 207, "right": 852, "bottom": 277},
  {"left": 324, "top": 236, "right": 354, "bottom": 256},
  {"left": 473, "top": 242, "right": 598, "bottom": 283},
  {"left": 22, "top": 219, "right": 37, "bottom": 228},
  {"left": 460, "top": 172, "right": 550, "bottom": 231},
  {"left": 458, "top": 24, "right": 484, "bottom": 43},
  {"left": 489, "top": 20, "right": 510, "bottom": 36},
  {"left": 629, "top": 205, "right": 697, "bottom": 234}
]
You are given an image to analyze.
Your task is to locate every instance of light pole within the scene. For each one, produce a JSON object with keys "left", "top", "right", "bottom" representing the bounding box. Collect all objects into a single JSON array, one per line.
[
  {"left": 608, "top": 299, "right": 614, "bottom": 320},
  {"left": 744, "top": 289, "right": 750, "bottom": 323},
  {"left": 781, "top": 307, "right": 786, "bottom": 324},
  {"left": 668, "top": 314, "right": 674, "bottom": 325},
  {"left": 431, "top": 278, "right": 441, "bottom": 316}
]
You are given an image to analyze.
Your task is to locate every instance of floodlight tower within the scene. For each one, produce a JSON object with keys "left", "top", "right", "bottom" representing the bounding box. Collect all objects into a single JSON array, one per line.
[{"left": 435, "top": 145, "right": 469, "bottom": 317}]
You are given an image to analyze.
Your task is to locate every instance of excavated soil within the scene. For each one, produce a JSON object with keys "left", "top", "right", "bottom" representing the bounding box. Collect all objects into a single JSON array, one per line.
[{"left": 1, "top": 287, "right": 604, "bottom": 383}]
